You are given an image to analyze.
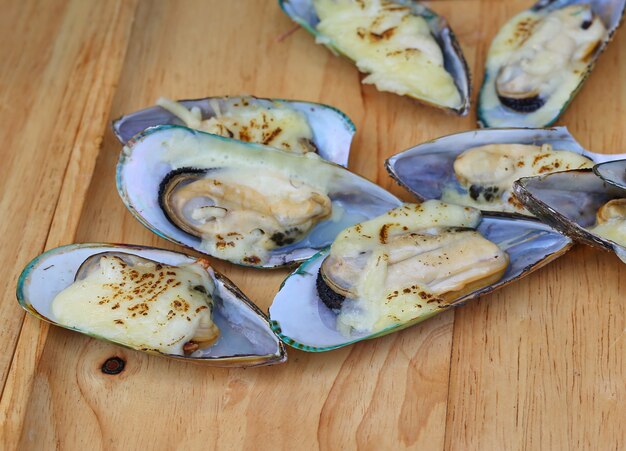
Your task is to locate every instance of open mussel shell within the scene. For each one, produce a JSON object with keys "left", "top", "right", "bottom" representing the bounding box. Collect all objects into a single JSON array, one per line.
[
  {"left": 112, "top": 96, "right": 355, "bottom": 167},
  {"left": 279, "top": 0, "right": 471, "bottom": 115},
  {"left": 478, "top": 0, "right": 626, "bottom": 128},
  {"left": 117, "top": 125, "right": 401, "bottom": 268},
  {"left": 386, "top": 127, "right": 583, "bottom": 212},
  {"left": 16, "top": 243, "right": 287, "bottom": 367},
  {"left": 385, "top": 126, "right": 619, "bottom": 216},
  {"left": 594, "top": 159, "right": 626, "bottom": 190},
  {"left": 513, "top": 169, "right": 626, "bottom": 262},
  {"left": 269, "top": 216, "right": 572, "bottom": 351}
]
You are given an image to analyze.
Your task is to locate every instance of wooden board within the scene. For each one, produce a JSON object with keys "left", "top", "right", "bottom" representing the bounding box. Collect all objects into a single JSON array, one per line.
[{"left": 1, "top": 0, "right": 624, "bottom": 449}]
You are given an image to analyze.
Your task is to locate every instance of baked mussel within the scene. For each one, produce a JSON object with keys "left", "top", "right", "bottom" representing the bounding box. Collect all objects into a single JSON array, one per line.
[
  {"left": 386, "top": 127, "right": 626, "bottom": 216},
  {"left": 279, "top": 0, "right": 471, "bottom": 115},
  {"left": 514, "top": 169, "right": 626, "bottom": 262},
  {"left": 478, "top": 0, "right": 626, "bottom": 128},
  {"left": 117, "top": 125, "right": 401, "bottom": 268},
  {"left": 269, "top": 201, "right": 572, "bottom": 351},
  {"left": 16, "top": 244, "right": 287, "bottom": 367},
  {"left": 113, "top": 95, "right": 356, "bottom": 167}
]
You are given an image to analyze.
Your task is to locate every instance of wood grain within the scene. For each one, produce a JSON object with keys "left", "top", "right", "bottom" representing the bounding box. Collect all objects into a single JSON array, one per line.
[
  {"left": 445, "top": 2, "right": 626, "bottom": 450},
  {"left": 0, "top": 0, "right": 624, "bottom": 449},
  {"left": 0, "top": 0, "right": 138, "bottom": 446}
]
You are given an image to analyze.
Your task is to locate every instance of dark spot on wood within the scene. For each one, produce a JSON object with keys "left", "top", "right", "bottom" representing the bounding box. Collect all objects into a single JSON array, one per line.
[{"left": 101, "top": 356, "right": 125, "bottom": 375}]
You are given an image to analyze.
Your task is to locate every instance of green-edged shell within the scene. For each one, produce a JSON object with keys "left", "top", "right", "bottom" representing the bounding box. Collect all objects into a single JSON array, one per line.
[
  {"left": 478, "top": 0, "right": 626, "bottom": 128},
  {"left": 117, "top": 125, "right": 401, "bottom": 268},
  {"left": 112, "top": 95, "right": 356, "bottom": 167},
  {"left": 279, "top": 0, "right": 471, "bottom": 115},
  {"left": 16, "top": 243, "right": 287, "bottom": 367},
  {"left": 269, "top": 215, "right": 572, "bottom": 351}
]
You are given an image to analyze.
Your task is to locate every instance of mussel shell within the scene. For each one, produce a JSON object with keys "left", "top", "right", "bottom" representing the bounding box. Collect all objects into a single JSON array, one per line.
[
  {"left": 16, "top": 243, "right": 287, "bottom": 367},
  {"left": 112, "top": 96, "right": 355, "bottom": 167},
  {"left": 478, "top": 0, "right": 626, "bottom": 128},
  {"left": 513, "top": 169, "right": 626, "bottom": 262},
  {"left": 117, "top": 125, "right": 402, "bottom": 268},
  {"left": 269, "top": 216, "right": 572, "bottom": 351},
  {"left": 279, "top": 0, "right": 471, "bottom": 115},
  {"left": 594, "top": 159, "right": 626, "bottom": 190},
  {"left": 74, "top": 251, "right": 156, "bottom": 281},
  {"left": 385, "top": 126, "right": 609, "bottom": 217}
]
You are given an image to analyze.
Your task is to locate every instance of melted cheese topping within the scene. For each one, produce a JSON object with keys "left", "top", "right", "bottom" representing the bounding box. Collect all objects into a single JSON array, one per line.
[
  {"left": 591, "top": 222, "right": 626, "bottom": 246},
  {"left": 480, "top": 5, "right": 608, "bottom": 127},
  {"left": 313, "top": 0, "right": 462, "bottom": 109},
  {"left": 325, "top": 201, "right": 508, "bottom": 334},
  {"left": 52, "top": 256, "right": 217, "bottom": 356},
  {"left": 589, "top": 199, "right": 626, "bottom": 247},
  {"left": 157, "top": 97, "right": 316, "bottom": 154},
  {"left": 496, "top": 6, "right": 605, "bottom": 98},
  {"left": 169, "top": 167, "right": 332, "bottom": 264},
  {"left": 441, "top": 143, "right": 593, "bottom": 213},
  {"left": 156, "top": 130, "right": 352, "bottom": 264}
]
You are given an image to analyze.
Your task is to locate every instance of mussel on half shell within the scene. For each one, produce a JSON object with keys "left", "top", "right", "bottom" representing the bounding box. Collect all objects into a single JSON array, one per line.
[
  {"left": 17, "top": 244, "right": 287, "bottom": 367},
  {"left": 478, "top": 0, "right": 626, "bottom": 128},
  {"left": 279, "top": 0, "right": 471, "bottom": 115},
  {"left": 386, "top": 127, "right": 626, "bottom": 216},
  {"left": 514, "top": 168, "right": 626, "bottom": 262},
  {"left": 269, "top": 201, "right": 572, "bottom": 351},
  {"left": 117, "top": 125, "right": 401, "bottom": 268},
  {"left": 113, "top": 96, "right": 356, "bottom": 167}
]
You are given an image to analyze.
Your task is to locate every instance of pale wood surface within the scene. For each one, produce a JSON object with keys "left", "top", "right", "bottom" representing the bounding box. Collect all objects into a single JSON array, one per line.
[{"left": 0, "top": 0, "right": 624, "bottom": 449}]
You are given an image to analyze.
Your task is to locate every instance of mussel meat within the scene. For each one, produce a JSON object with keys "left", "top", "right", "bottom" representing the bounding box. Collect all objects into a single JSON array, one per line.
[{"left": 478, "top": 0, "right": 626, "bottom": 127}]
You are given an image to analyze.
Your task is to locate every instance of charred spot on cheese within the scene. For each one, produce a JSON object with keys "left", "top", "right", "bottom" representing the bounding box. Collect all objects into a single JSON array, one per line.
[
  {"left": 156, "top": 97, "right": 317, "bottom": 155},
  {"left": 270, "top": 229, "right": 302, "bottom": 247},
  {"left": 51, "top": 253, "right": 220, "bottom": 356},
  {"left": 312, "top": 0, "right": 462, "bottom": 110},
  {"left": 158, "top": 165, "right": 333, "bottom": 264},
  {"left": 589, "top": 198, "right": 626, "bottom": 247},
  {"left": 442, "top": 143, "right": 594, "bottom": 213},
  {"left": 317, "top": 201, "right": 509, "bottom": 334}
]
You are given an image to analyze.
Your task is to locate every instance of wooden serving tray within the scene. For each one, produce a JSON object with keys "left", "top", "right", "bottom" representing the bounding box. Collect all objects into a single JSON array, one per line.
[{"left": 1, "top": 0, "right": 624, "bottom": 449}]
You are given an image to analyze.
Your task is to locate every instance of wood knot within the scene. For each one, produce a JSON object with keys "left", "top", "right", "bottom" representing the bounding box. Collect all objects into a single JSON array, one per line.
[{"left": 101, "top": 356, "right": 126, "bottom": 375}]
